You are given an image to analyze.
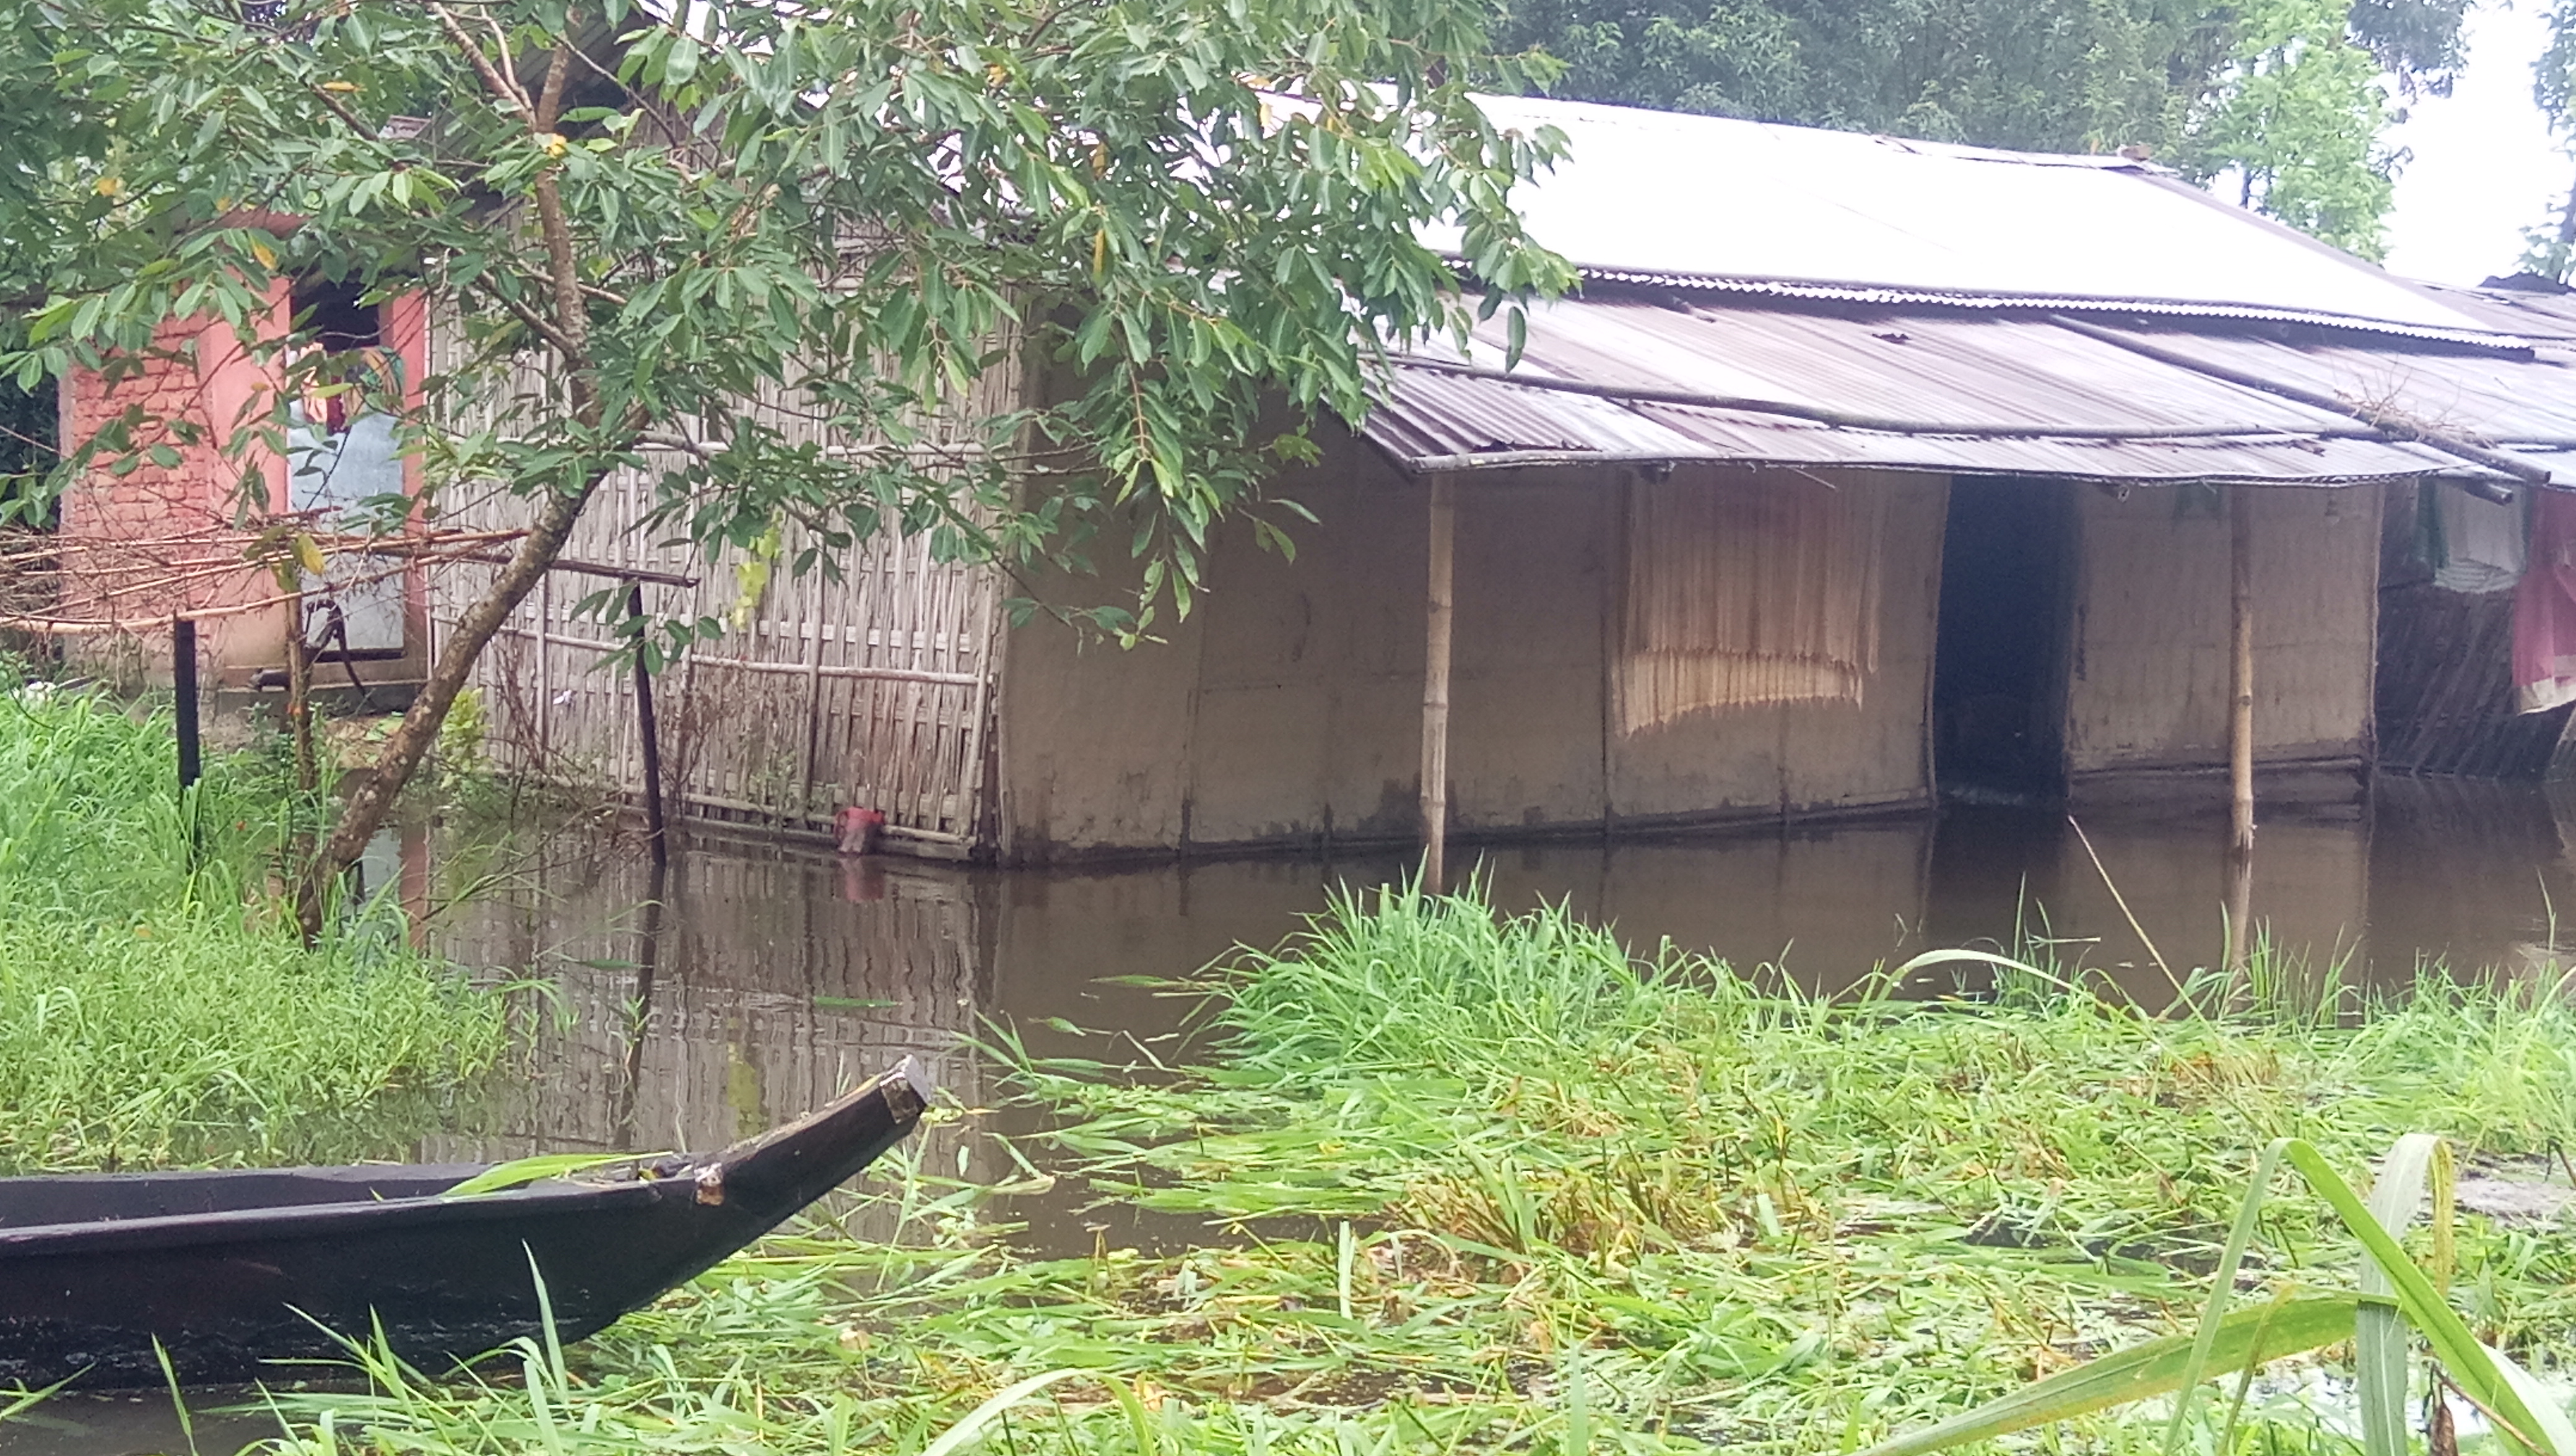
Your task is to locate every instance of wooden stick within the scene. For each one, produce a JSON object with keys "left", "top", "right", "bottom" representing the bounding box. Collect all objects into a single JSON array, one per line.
[
  {"left": 630, "top": 582, "right": 669, "bottom": 870},
  {"left": 1421, "top": 474, "right": 1456, "bottom": 892},
  {"left": 2226, "top": 487, "right": 2257, "bottom": 973},
  {"left": 173, "top": 615, "right": 201, "bottom": 792}
]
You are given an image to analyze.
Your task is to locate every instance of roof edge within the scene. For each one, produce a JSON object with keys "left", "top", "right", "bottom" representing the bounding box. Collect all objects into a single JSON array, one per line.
[{"left": 1520, "top": 267, "right": 2539, "bottom": 352}]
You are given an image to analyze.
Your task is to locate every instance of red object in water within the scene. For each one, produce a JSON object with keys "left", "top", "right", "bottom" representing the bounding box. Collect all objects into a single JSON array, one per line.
[
  {"left": 840, "top": 859, "right": 888, "bottom": 904},
  {"left": 835, "top": 807, "right": 886, "bottom": 856}
]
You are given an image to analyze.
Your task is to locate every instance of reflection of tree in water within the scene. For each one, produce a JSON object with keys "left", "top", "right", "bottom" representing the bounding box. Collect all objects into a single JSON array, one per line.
[{"left": 424, "top": 836, "right": 983, "bottom": 1189}]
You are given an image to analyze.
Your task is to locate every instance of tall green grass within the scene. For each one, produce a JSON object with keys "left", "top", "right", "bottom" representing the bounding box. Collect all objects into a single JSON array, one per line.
[
  {"left": 215, "top": 883, "right": 2576, "bottom": 1456},
  {"left": 0, "top": 680, "right": 507, "bottom": 1171}
]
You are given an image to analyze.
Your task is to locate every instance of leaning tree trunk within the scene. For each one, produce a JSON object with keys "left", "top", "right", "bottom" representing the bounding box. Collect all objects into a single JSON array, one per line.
[
  {"left": 291, "top": 475, "right": 602, "bottom": 940},
  {"left": 2554, "top": 160, "right": 2576, "bottom": 282},
  {"left": 292, "top": 30, "right": 603, "bottom": 942}
]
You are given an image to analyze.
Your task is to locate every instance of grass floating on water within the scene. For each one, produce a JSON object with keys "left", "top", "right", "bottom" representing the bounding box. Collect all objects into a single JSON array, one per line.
[{"left": 218, "top": 883, "right": 2576, "bottom": 1456}]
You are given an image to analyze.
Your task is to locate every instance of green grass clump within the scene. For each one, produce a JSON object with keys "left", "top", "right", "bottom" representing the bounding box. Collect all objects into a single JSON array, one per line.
[
  {"left": 233, "top": 883, "right": 2576, "bottom": 1456},
  {"left": 0, "top": 681, "right": 507, "bottom": 1171}
]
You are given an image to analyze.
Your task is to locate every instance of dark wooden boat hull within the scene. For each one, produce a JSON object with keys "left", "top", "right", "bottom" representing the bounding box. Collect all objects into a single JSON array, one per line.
[{"left": 0, "top": 1059, "right": 930, "bottom": 1388}]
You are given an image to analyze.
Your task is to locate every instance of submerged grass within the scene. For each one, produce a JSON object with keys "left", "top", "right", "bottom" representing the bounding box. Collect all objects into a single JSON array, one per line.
[
  {"left": 222, "top": 883, "right": 2576, "bottom": 1456},
  {"left": 0, "top": 679, "right": 508, "bottom": 1171}
]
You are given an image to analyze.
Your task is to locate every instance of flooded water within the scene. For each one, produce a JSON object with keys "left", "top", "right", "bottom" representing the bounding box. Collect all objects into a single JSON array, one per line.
[
  {"left": 399, "top": 775, "right": 2576, "bottom": 1170},
  {"left": 10, "top": 776, "right": 2576, "bottom": 1446}
]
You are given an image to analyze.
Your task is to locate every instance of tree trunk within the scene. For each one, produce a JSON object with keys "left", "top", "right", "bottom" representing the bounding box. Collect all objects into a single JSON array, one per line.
[
  {"left": 2544, "top": 163, "right": 2576, "bottom": 282},
  {"left": 2556, "top": 155, "right": 2576, "bottom": 275},
  {"left": 292, "top": 477, "right": 601, "bottom": 940},
  {"left": 295, "top": 34, "right": 603, "bottom": 942}
]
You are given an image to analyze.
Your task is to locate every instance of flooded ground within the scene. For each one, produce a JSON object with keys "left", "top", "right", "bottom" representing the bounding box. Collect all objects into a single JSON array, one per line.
[
  {"left": 11, "top": 776, "right": 2576, "bottom": 1450},
  {"left": 407, "top": 775, "right": 2576, "bottom": 1168}
]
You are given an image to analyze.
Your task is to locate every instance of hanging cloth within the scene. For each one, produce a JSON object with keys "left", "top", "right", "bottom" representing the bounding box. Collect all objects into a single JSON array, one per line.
[
  {"left": 2512, "top": 488, "right": 2576, "bottom": 713},
  {"left": 2425, "top": 481, "right": 2526, "bottom": 594}
]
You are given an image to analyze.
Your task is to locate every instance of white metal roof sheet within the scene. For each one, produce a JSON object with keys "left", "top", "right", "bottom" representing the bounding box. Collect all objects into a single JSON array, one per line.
[{"left": 1436, "top": 95, "right": 2500, "bottom": 339}]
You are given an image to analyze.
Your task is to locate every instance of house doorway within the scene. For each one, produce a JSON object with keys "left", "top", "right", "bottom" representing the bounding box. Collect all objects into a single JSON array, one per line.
[
  {"left": 287, "top": 277, "right": 406, "bottom": 658},
  {"left": 1933, "top": 476, "right": 2071, "bottom": 800}
]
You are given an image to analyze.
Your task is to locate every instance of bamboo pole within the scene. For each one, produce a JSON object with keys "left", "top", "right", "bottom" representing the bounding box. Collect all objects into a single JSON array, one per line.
[
  {"left": 629, "top": 583, "right": 669, "bottom": 871},
  {"left": 172, "top": 616, "right": 201, "bottom": 792},
  {"left": 1421, "top": 474, "right": 1457, "bottom": 891},
  {"left": 2226, "top": 487, "right": 2256, "bottom": 972}
]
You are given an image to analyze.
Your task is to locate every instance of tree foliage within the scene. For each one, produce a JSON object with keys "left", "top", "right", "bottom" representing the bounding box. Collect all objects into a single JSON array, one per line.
[
  {"left": 0, "top": 0, "right": 1570, "bottom": 928},
  {"left": 1487, "top": 0, "right": 2469, "bottom": 258},
  {"left": 2528, "top": 1, "right": 2576, "bottom": 280},
  {"left": 2192, "top": 0, "right": 2398, "bottom": 259}
]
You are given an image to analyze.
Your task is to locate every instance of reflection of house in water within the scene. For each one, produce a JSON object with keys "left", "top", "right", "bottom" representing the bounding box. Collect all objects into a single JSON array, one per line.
[
  {"left": 422, "top": 845, "right": 983, "bottom": 1163},
  {"left": 414, "top": 778, "right": 2576, "bottom": 1163}
]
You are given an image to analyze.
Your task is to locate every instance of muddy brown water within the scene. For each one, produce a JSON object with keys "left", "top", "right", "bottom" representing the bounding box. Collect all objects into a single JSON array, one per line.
[
  {"left": 402, "top": 776, "right": 2576, "bottom": 1169},
  {"left": 11, "top": 776, "right": 2576, "bottom": 1442}
]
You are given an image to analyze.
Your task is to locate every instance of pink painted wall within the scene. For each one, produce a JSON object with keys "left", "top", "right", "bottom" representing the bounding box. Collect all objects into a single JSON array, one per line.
[{"left": 58, "top": 283, "right": 427, "bottom": 685}]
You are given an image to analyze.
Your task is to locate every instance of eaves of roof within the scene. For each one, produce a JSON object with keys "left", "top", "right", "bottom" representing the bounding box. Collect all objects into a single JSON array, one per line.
[{"left": 1362, "top": 292, "right": 2563, "bottom": 488}]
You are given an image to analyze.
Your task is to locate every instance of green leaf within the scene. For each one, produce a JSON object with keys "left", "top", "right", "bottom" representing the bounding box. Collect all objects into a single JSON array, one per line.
[
  {"left": 2279, "top": 1140, "right": 2576, "bottom": 1456},
  {"left": 444, "top": 1153, "right": 659, "bottom": 1197},
  {"left": 920, "top": 1369, "right": 1093, "bottom": 1456},
  {"left": 2357, "top": 1133, "right": 2448, "bottom": 1456},
  {"left": 1852, "top": 1294, "right": 2362, "bottom": 1456},
  {"left": 2164, "top": 1139, "right": 2290, "bottom": 1454}
]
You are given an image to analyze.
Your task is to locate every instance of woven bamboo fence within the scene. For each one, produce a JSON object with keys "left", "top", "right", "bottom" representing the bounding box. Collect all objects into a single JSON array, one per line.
[{"left": 424, "top": 316, "right": 1016, "bottom": 852}]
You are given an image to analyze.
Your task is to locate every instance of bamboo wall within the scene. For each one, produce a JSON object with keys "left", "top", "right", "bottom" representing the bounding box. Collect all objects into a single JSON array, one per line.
[
  {"left": 2063, "top": 483, "right": 2381, "bottom": 797},
  {"left": 423, "top": 315, "right": 1015, "bottom": 851},
  {"left": 994, "top": 431, "right": 1949, "bottom": 860}
]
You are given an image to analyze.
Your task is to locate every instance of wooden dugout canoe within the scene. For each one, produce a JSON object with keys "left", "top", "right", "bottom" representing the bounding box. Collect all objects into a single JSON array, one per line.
[{"left": 0, "top": 1057, "right": 931, "bottom": 1389}]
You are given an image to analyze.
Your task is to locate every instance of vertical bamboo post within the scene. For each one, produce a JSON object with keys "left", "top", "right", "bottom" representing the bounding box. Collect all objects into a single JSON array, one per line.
[
  {"left": 2226, "top": 487, "right": 2256, "bottom": 972},
  {"left": 173, "top": 616, "right": 201, "bottom": 792},
  {"left": 629, "top": 582, "right": 669, "bottom": 871},
  {"left": 534, "top": 573, "right": 554, "bottom": 761},
  {"left": 1421, "top": 474, "right": 1457, "bottom": 892}
]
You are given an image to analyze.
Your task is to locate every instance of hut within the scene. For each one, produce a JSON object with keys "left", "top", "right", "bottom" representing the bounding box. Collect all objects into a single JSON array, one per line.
[
  {"left": 432, "top": 97, "right": 2576, "bottom": 864},
  {"left": 40, "top": 274, "right": 436, "bottom": 698}
]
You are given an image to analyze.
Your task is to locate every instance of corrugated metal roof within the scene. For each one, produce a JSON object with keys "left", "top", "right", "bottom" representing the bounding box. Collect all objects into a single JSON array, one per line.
[
  {"left": 1436, "top": 95, "right": 2505, "bottom": 342},
  {"left": 1362, "top": 293, "right": 2515, "bottom": 485},
  {"left": 2074, "top": 323, "right": 2576, "bottom": 451},
  {"left": 2414, "top": 280, "right": 2576, "bottom": 340}
]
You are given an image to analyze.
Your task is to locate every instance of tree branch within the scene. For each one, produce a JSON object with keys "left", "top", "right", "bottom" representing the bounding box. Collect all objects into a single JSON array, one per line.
[
  {"left": 425, "top": 2, "right": 532, "bottom": 119},
  {"left": 536, "top": 32, "right": 574, "bottom": 133},
  {"left": 467, "top": 275, "right": 581, "bottom": 359}
]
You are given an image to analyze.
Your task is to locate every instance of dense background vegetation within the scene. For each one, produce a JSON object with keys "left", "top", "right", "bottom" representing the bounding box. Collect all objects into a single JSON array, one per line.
[{"left": 1488, "top": 0, "right": 2475, "bottom": 258}]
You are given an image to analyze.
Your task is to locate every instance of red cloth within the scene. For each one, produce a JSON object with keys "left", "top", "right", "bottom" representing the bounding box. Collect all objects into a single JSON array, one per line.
[{"left": 2513, "top": 488, "right": 2576, "bottom": 713}]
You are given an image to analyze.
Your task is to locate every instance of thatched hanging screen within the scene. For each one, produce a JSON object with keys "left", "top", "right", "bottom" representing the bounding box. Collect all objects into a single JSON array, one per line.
[{"left": 1617, "top": 475, "right": 1884, "bottom": 732}]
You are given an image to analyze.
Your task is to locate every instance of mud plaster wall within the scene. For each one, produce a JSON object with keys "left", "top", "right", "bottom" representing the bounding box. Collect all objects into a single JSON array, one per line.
[
  {"left": 993, "top": 428, "right": 1949, "bottom": 862},
  {"left": 2063, "top": 483, "right": 2382, "bottom": 786}
]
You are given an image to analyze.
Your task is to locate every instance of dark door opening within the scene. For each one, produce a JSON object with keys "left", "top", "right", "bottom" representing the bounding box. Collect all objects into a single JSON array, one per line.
[{"left": 1933, "top": 477, "right": 2071, "bottom": 800}]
